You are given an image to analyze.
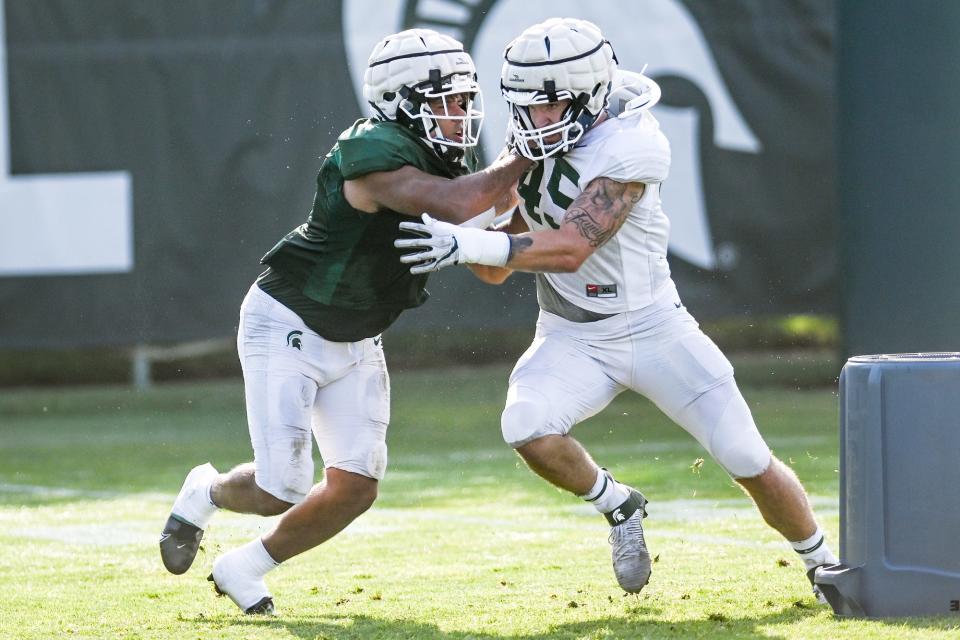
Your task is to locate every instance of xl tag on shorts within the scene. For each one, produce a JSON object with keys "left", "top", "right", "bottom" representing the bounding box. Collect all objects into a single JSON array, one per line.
[{"left": 586, "top": 283, "right": 618, "bottom": 298}]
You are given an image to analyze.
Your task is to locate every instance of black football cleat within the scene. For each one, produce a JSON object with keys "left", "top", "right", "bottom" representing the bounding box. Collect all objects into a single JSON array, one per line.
[{"left": 160, "top": 515, "right": 204, "bottom": 575}]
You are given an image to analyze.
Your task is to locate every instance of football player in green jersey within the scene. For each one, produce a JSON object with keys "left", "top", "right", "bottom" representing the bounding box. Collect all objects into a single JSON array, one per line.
[{"left": 159, "top": 28, "right": 530, "bottom": 614}]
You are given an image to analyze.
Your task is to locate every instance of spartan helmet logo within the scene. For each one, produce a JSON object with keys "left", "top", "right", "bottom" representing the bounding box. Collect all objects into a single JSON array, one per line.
[{"left": 286, "top": 330, "right": 303, "bottom": 350}]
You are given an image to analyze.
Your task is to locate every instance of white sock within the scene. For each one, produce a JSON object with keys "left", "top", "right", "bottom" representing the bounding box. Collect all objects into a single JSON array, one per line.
[
  {"left": 175, "top": 463, "right": 219, "bottom": 529},
  {"left": 581, "top": 468, "right": 630, "bottom": 514},
  {"left": 235, "top": 538, "right": 281, "bottom": 578},
  {"left": 791, "top": 526, "right": 838, "bottom": 571},
  {"left": 194, "top": 484, "right": 218, "bottom": 529},
  {"left": 187, "top": 482, "right": 218, "bottom": 528}
]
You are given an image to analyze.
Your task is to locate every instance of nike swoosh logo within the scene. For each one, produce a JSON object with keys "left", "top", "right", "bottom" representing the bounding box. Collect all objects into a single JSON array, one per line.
[
  {"left": 159, "top": 533, "right": 171, "bottom": 543},
  {"left": 437, "top": 237, "right": 460, "bottom": 265},
  {"left": 176, "top": 543, "right": 187, "bottom": 549}
]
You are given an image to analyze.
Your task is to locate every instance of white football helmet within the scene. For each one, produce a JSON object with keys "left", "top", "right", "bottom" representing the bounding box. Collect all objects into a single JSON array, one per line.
[
  {"left": 363, "top": 29, "right": 483, "bottom": 160},
  {"left": 500, "top": 18, "right": 617, "bottom": 160}
]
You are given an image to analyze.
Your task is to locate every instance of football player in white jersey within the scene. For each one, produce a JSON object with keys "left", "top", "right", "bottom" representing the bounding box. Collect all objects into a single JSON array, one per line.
[{"left": 396, "top": 17, "right": 837, "bottom": 601}]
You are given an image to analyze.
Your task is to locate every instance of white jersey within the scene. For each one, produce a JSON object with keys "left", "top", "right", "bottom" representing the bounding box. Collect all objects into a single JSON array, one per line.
[{"left": 517, "top": 109, "right": 672, "bottom": 315}]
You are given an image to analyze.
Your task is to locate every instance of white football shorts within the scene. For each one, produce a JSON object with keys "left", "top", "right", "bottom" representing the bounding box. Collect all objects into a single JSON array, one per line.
[
  {"left": 502, "top": 281, "right": 771, "bottom": 479},
  {"left": 237, "top": 284, "right": 389, "bottom": 503}
]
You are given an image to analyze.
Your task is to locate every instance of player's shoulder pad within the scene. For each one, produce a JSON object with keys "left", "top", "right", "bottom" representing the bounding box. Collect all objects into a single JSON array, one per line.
[
  {"left": 581, "top": 112, "right": 671, "bottom": 185},
  {"left": 338, "top": 119, "right": 425, "bottom": 180}
]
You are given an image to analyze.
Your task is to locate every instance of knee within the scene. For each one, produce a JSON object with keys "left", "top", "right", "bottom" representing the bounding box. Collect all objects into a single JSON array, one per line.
[
  {"left": 514, "top": 434, "right": 556, "bottom": 467},
  {"left": 353, "top": 480, "right": 379, "bottom": 513},
  {"left": 340, "top": 486, "right": 377, "bottom": 517},
  {"left": 501, "top": 395, "right": 551, "bottom": 449},
  {"left": 719, "top": 443, "right": 771, "bottom": 480},
  {"left": 326, "top": 470, "right": 379, "bottom": 515},
  {"left": 707, "top": 391, "right": 771, "bottom": 479},
  {"left": 737, "top": 454, "right": 796, "bottom": 486}
]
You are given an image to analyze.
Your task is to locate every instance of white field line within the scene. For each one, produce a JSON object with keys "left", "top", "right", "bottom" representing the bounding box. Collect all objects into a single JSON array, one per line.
[
  {"left": 0, "top": 429, "right": 838, "bottom": 551},
  {"left": 0, "top": 486, "right": 838, "bottom": 549},
  {"left": 0, "top": 483, "right": 121, "bottom": 499}
]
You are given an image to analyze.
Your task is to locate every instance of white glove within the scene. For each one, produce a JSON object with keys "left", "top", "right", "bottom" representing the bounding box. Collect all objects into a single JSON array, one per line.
[{"left": 395, "top": 213, "right": 510, "bottom": 275}]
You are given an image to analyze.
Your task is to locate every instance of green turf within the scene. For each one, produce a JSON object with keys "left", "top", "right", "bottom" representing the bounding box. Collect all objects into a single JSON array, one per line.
[{"left": 0, "top": 365, "right": 957, "bottom": 639}]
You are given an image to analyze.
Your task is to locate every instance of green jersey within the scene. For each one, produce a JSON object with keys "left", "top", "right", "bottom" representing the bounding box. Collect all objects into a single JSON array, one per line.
[{"left": 258, "top": 119, "right": 470, "bottom": 342}]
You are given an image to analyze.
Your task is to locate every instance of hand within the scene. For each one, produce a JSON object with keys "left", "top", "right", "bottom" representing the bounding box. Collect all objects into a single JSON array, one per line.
[
  {"left": 395, "top": 214, "right": 463, "bottom": 275},
  {"left": 504, "top": 123, "right": 534, "bottom": 161},
  {"left": 395, "top": 214, "right": 511, "bottom": 275}
]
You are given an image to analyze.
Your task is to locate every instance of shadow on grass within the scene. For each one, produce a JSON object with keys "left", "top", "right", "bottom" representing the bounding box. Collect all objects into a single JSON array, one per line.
[{"left": 185, "top": 605, "right": 960, "bottom": 639}]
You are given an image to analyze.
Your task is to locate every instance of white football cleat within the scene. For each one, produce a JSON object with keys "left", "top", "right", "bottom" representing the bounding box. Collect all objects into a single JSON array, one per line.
[
  {"left": 606, "top": 489, "right": 652, "bottom": 593},
  {"left": 160, "top": 462, "right": 219, "bottom": 574},
  {"left": 209, "top": 548, "right": 275, "bottom": 615}
]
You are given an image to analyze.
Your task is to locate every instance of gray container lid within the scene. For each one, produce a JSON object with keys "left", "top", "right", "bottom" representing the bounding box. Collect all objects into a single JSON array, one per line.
[{"left": 848, "top": 352, "right": 960, "bottom": 363}]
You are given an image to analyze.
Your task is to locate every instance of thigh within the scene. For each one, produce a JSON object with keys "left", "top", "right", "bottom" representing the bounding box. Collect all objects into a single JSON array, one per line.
[
  {"left": 239, "top": 296, "right": 319, "bottom": 503},
  {"left": 673, "top": 379, "right": 771, "bottom": 479},
  {"left": 631, "top": 316, "right": 734, "bottom": 421},
  {"left": 311, "top": 340, "right": 390, "bottom": 481},
  {"left": 506, "top": 332, "right": 623, "bottom": 437}
]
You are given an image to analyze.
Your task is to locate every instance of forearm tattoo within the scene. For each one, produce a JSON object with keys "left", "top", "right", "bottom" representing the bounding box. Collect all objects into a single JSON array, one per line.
[
  {"left": 508, "top": 235, "right": 533, "bottom": 261},
  {"left": 564, "top": 178, "right": 644, "bottom": 248}
]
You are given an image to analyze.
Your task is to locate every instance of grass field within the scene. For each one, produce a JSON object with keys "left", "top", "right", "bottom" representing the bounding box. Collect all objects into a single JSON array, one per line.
[{"left": 1, "top": 364, "right": 958, "bottom": 639}]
